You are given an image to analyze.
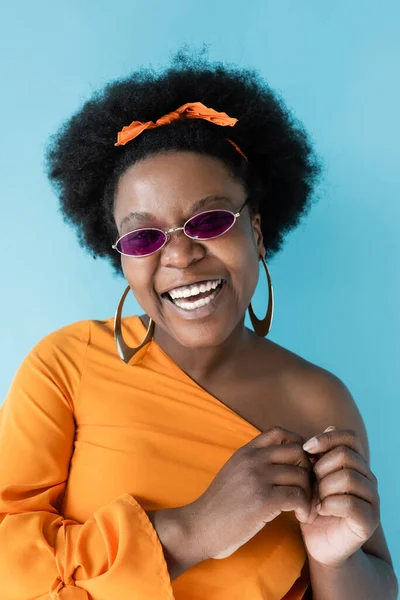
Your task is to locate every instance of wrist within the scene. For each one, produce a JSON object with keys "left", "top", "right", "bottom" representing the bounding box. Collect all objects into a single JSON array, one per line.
[
  {"left": 178, "top": 500, "right": 210, "bottom": 562},
  {"left": 147, "top": 503, "right": 207, "bottom": 579},
  {"left": 307, "top": 550, "right": 357, "bottom": 571}
]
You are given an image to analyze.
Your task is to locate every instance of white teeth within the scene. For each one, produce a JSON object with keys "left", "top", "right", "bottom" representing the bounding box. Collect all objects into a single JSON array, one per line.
[
  {"left": 173, "top": 290, "right": 218, "bottom": 310},
  {"left": 169, "top": 278, "right": 222, "bottom": 300}
]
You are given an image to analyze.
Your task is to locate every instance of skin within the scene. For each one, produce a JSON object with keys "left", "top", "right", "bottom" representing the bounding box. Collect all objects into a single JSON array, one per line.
[{"left": 113, "top": 150, "right": 266, "bottom": 383}]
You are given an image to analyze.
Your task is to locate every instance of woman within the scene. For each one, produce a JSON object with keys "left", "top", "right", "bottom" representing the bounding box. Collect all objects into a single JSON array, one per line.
[{"left": 0, "top": 49, "right": 397, "bottom": 599}]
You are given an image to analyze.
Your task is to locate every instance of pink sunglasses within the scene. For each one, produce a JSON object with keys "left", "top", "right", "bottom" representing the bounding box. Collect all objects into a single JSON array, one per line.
[{"left": 112, "top": 199, "right": 249, "bottom": 257}]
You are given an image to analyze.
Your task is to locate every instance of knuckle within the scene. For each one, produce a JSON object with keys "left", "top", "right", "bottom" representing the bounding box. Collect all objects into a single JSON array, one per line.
[
  {"left": 240, "top": 444, "right": 262, "bottom": 465},
  {"left": 346, "top": 494, "right": 357, "bottom": 509},
  {"left": 342, "top": 467, "right": 353, "bottom": 486},
  {"left": 346, "top": 428, "right": 357, "bottom": 438},
  {"left": 242, "top": 453, "right": 260, "bottom": 476},
  {"left": 287, "top": 486, "right": 303, "bottom": 499},
  {"left": 268, "top": 425, "right": 286, "bottom": 436},
  {"left": 313, "top": 464, "right": 322, "bottom": 479},
  {"left": 250, "top": 454, "right": 272, "bottom": 477},
  {"left": 290, "top": 442, "right": 306, "bottom": 458},
  {"left": 337, "top": 445, "right": 349, "bottom": 460},
  {"left": 296, "top": 465, "right": 309, "bottom": 481},
  {"left": 241, "top": 445, "right": 257, "bottom": 461},
  {"left": 251, "top": 460, "right": 268, "bottom": 482}
]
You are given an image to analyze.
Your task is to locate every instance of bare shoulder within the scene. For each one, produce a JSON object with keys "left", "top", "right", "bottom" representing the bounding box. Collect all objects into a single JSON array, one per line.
[{"left": 257, "top": 336, "right": 369, "bottom": 458}]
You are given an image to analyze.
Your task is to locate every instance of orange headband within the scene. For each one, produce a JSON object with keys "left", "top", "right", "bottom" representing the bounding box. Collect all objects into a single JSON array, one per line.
[{"left": 114, "top": 101, "right": 248, "bottom": 161}]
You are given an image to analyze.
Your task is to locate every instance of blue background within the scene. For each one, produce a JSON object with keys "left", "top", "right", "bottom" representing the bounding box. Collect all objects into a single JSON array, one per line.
[{"left": 1, "top": 0, "right": 399, "bottom": 575}]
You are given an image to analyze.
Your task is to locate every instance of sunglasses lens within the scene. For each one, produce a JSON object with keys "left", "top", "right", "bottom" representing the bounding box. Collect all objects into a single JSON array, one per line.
[
  {"left": 117, "top": 229, "right": 166, "bottom": 256},
  {"left": 185, "top": 210, "right": 235, "bottom": 239}
]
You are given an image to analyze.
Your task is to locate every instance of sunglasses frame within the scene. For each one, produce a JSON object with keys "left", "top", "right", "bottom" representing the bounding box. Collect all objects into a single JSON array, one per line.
[{"left": 112, "top": 198, "right": 249, "bottom": 258}]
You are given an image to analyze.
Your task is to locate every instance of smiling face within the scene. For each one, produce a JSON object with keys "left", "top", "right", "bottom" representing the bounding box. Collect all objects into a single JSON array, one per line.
[{"left": 113, "top": 151, "right": 265, "bottom": 348}]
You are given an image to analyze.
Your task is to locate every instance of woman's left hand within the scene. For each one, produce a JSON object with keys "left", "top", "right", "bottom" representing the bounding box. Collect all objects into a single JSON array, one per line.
[{"left": 299, "top": 426, "right": 381, "bottom": 568}]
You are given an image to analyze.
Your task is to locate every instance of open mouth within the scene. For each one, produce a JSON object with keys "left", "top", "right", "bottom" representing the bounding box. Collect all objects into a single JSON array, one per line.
[{"left": 161, "top": 279, "right": 225, "bottom": 309}]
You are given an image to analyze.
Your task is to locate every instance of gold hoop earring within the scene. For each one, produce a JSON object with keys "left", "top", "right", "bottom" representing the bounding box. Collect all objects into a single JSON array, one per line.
[
  {"left": 248, "top": 255, "right": 274, "bottom": 337},
  {"left": 114, "top": 285, "right": 155, "bottom": 365}
]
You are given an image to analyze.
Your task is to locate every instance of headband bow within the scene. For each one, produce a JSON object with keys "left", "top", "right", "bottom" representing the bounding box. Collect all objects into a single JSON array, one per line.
[{"left": 114, "top": 101, "right": 248, "bottom": 161}]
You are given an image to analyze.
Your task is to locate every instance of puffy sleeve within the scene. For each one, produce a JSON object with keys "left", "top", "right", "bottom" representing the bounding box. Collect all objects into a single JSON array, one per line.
[{"left": 0, "top": 321, "right": 175, "bottom": 600}]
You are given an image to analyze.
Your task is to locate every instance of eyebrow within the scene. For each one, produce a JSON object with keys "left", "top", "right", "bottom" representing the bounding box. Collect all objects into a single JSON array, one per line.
[{"left": 119, "top": 194, "right": 234, "bottom": 231}]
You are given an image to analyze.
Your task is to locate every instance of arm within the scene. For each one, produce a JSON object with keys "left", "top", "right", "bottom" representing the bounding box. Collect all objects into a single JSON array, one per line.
[
  {"left": 0, "top": 322, "right": 175, "bottom": 599},
  {"left": 309, "top": 550, "right": 399, "bottom": 600},
  {"left": 298, "top": 367, "right": 399, "bottom": 599}
]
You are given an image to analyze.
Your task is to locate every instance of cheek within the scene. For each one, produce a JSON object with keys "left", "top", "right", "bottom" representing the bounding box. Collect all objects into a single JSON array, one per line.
[
  {"left": 238, "top": 254, "right": 260, "bottom": 304},
  {"left": 121, "top": 257, "right": 156, "bottom": 302},
  {"left": 237, "top": 232, "right": 260, "bottom": 296},
  {"left": 216, "top": 239, "right": 259, "bottom": 304}
]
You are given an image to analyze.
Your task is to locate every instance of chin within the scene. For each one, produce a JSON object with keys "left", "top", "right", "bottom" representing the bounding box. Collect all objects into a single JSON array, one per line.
[{"left": 167, "top": 316, "right": 241, "bottom": 349}]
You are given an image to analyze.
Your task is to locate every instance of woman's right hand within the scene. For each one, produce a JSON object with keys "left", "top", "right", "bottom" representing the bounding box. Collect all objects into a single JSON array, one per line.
[{"left": 183, "top": 426, "right": 315, "bottom": 560}]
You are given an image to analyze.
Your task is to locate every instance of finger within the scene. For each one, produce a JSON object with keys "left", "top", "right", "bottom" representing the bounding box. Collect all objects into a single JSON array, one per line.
[
  {"left": 265, "top": 442, "right": 314, "bottom": 471},
  {"left": 271, "top": 485, "right": 312, "bottom": 523},
  {"left": 251, "top": 426, "right": 307, "bottom": 449},
  {"left": 267, "top": 463, "right": 313, "bottom": 494},
  {"left": 313, "top": 446, "right": 373, "bottom": 483},
  {"left": 266, "top": 462, "right": 316, "bottom": 524},
  {"left": 316, "top": 494, "right": 378, "bottom": 527},
  {"left": 302, "top": 428, "right": 366, "bottom": 461},
  {"left": 318, "top": 469, "right": 377, "bottom": 505}
]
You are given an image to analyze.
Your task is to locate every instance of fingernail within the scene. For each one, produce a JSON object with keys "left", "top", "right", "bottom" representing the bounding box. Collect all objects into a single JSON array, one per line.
[
  {"left": 315, "top": 502, "right": 322, "bottom": 511},
  {"left": 303, "top": 437, "right": 318, "bottom": 451},
  {"left": 324, "top": 426, "right": 336, "bottom": 432}
]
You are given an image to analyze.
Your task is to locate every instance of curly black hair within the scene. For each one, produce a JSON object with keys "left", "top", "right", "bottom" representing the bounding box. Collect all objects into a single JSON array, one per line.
[{"left": 44, "top": 45, "right": 324, "bottom": 278}]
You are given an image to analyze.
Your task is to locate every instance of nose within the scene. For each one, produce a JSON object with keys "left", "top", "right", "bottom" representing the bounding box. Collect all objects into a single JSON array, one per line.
[{"left": 160, "top": 229, "right": 205, "bottom": 268}]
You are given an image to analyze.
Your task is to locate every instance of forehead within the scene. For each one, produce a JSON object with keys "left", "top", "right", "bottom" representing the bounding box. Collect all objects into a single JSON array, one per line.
[{"left": 113, "top": 151, "right": 245, "bottom": 228}]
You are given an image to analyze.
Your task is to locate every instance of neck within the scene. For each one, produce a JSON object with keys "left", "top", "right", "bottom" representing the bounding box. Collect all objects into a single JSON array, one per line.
[{"left": 139, "top": 314, "right": 259, "bottom": 383}]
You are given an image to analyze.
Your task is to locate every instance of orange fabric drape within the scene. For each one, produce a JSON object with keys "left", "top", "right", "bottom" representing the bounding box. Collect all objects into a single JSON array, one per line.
[{"left": 0, "top": 315, "right": 309, "bottom": 599}]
